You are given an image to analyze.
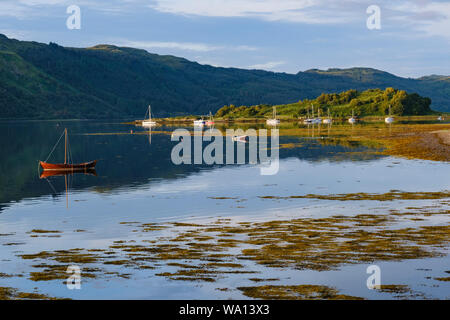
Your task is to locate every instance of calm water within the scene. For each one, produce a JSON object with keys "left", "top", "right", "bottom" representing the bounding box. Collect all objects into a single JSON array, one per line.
[{"left": 0, "top": 120, "right": 449, "bottom": 299}]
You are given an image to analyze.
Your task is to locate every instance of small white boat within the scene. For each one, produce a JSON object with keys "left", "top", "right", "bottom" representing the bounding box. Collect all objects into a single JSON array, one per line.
[
  {"left": 385, "top": 105, "right": 394, "bottom": 124},
  {"left": 303, "top": 105, "right": 315, "bottom": 124},
  {"left": 142, "top": 105, "right": 157, "bottom": 127},
  {"left": 266, "top": 106, "right": 280, "bottom": 125},
  {"left": 323, "top": 108, "right": 332, "bottom": 124},
  {"left": 232, "top": 135, "right": 248, "bottom": 143},
  {"left": 266, "top": 119, "right": 280, "bottom": 125},
  {"left": 348, "top": 109, "right": 356, "bottom": 124},
  {"left": 437, "top": 116, "right": 443, "bottom": 121},
  {"left": 303, "top": 109, "right": 313, "bottom": 124},
  {"left": 312, "top": 106, "right": 322, "bottom": 124},
  {"left": 193, "top": 119, "right": 206, "bottom": 127},
  {"left": 206, "top": 111, "right": 215, "bottom": 126}
]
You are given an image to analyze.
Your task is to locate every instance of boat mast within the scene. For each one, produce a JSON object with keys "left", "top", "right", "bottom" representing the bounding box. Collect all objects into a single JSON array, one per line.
[
  {"left": 65, "top": 175, "right": 68, "bottom": 209},
  {"left": 148, "top": 105, "right": 151, "bottom": 121},
  {"left": 64, "top": 128, "right": 67, "bottom": 164}
]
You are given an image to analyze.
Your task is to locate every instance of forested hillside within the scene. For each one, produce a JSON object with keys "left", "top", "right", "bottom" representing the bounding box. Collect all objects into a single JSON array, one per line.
[
  {"left": 0, "top": 34, "right": 448, "bottom": 119},
  {"left": 216, "top": 88, "right": 433, "bottom": 118}
]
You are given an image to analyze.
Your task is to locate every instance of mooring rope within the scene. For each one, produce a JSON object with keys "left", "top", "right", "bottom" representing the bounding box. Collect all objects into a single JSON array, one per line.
[
  {"left": 45, "top": 178, "right": 57, "bottom": 194},
  {"left": 44, "top": 130, "right": 65, "bottom": 163}
]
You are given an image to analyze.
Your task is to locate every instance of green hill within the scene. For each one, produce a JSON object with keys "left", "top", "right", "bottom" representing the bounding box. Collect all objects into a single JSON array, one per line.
[
  {"left": 0, "top": 34, "right": 449, "bottom": 119},
  {"left": 215, "top": 88, "right": 433, "bottom": 118}
]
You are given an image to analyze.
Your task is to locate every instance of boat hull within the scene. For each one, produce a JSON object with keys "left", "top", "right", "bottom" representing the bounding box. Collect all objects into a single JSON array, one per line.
[
  {"left": 40, "top": 160, "right": 97, "bottom": 171},
  {"left": 142, "top": 121, "right": 157, "bottom": 126},
  {"left": 266, "top": 119, "right": 280, "bottom": 125},
  {"left": 193, "top": 120, "right": 205, "bottom": 126}
]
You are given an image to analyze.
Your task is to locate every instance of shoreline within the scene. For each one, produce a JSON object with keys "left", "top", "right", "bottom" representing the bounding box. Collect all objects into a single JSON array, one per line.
[
  {"left": 130, "top": 114, "right": 447, "bottom": 125},
  {"left": 380, "top": 128, "right": 450, "bottom": 162},
  {"left": 128, "top": 118, "right": 450, "bottom": 162}
]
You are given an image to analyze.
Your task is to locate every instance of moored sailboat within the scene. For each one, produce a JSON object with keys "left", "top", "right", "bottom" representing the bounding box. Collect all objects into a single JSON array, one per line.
[
  {"left": 193, "top": 117, "right": 206, "bottom": 126},
  {"left": 348, "top": 109, "right": 356, "bottom": 124},
  {"left": 40, "top": 128, "right": 97, "bottom": 171},
  {"left": 142, "top": 104, "right": 157, "bottom": 126},
  {"left": 313, "top": 107, "right": 322, "bottom": 124},
  {"left": 206, "top": 111, "right": 215, "bottom": 126},
  {"left": 266, "top": 106, "right": 280, "bottom": 125},
  {"left": 303, "top": 108, "right": 313, "bottom": 124},
  {"left": 385, "top": 105, "right": 394, "bottom": 124},
  {"left": 323, "top": 108, "right": 332, "bottom": 124}
]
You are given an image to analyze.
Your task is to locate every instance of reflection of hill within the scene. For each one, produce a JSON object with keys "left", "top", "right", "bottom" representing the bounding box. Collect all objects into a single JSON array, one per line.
[{"left": 0, "top": 121, "right": 383, "bottom": 211}]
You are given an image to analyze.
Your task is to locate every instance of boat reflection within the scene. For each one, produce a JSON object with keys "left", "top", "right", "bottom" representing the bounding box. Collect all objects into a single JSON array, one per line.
[
  {"left": 40, "top": 169, "right": 97, "bottom": 179},
  {"left": 40, "top": 169, "right": 97, "bottom": 208}
]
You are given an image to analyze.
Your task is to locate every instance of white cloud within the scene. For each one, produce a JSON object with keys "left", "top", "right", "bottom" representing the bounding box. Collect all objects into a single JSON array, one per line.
[
  {"left": 0, "top": 29, "right": 34, "bottom": 40},
  {"left": 389, "top": 1, "right": 450, "bottom": 40},
  {"left": 149, "top": 0, "right": 355, "bottom": 24},
  {"left": 247, "top": 61, "right": 286, "bottom": 70},
  {"left": 149, "top": 0, "right": 450, "bottom": 40},
  {"left": 116, "top": 40, "right": 258, "bottom": 52},
  {"left": 1, "top": 0, "right": 449, "bottom": 42},
  {"left": 123, "top": 41, "right": 221, "bottom": 52},
  {"left": 0, "top": 1, "right": 32, "bottom": 18},
  {"left": 0, "top": 0, "right": 142, "bottom": 18}
]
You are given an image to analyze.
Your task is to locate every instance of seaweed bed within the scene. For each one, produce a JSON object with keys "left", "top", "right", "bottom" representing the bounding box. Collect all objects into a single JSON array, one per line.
[{"left": 4, "top": 200, "right": 448, "bottom": 300}]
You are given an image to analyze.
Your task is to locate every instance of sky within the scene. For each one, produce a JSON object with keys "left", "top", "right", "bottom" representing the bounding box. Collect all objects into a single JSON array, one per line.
[{"left": 0, "top": 0, "right": 449, "bottom": 78}]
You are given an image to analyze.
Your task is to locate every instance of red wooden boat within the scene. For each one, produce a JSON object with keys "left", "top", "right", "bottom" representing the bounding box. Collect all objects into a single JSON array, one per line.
[
  {"left": 40, "top": 160, "right": 97, "bottom": 171},
  {"left": 40, "top": 128, "right": 97, "bottom": 171}
]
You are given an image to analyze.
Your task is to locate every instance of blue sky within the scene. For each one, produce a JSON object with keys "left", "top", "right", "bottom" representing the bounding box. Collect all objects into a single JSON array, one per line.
[{"left": 1, "top": 0, "right": 449, "bottom": 78}]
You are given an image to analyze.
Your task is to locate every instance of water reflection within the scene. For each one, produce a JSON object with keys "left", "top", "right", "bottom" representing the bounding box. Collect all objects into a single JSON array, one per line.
[
  {"left": 0, "top": 120, "right": 384, "bottom": 210},
  {"left": 0, "top": 120, "right": 448, "bottom": 300},
  {"left": 39, "top": 169, "right": 97, "bottom": 179}
]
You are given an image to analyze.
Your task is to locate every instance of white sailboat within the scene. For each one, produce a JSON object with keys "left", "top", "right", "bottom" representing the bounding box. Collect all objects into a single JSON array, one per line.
[
  {"left": 232, "top": 135, "right": 249, "bottom": 143},
  {"left": 266, "top": 106, "right": 280, "bottom": 125},
  {"left": 323, "top": 108, "right": 332, "bottom": 124},
  {"left": 193, "top": 117, "right": 206, "bottom": 127},
  {"left": 313, "top": 107, "right": 322, "bottom": 124},
  {"left": 142, "top": 105, "right": 157, "bottom": 127},
  {"left": 206, "top": 111, "right": 215, "bottom": 126},
  {"left": 348, "top": 109, "right": 356, "bottom": 124},
  {"left": 303, "top": 107, "right": 313, "bottom": 124},
  {"left": 385, "top": 105, "right": 394, "bottom": 123}
]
